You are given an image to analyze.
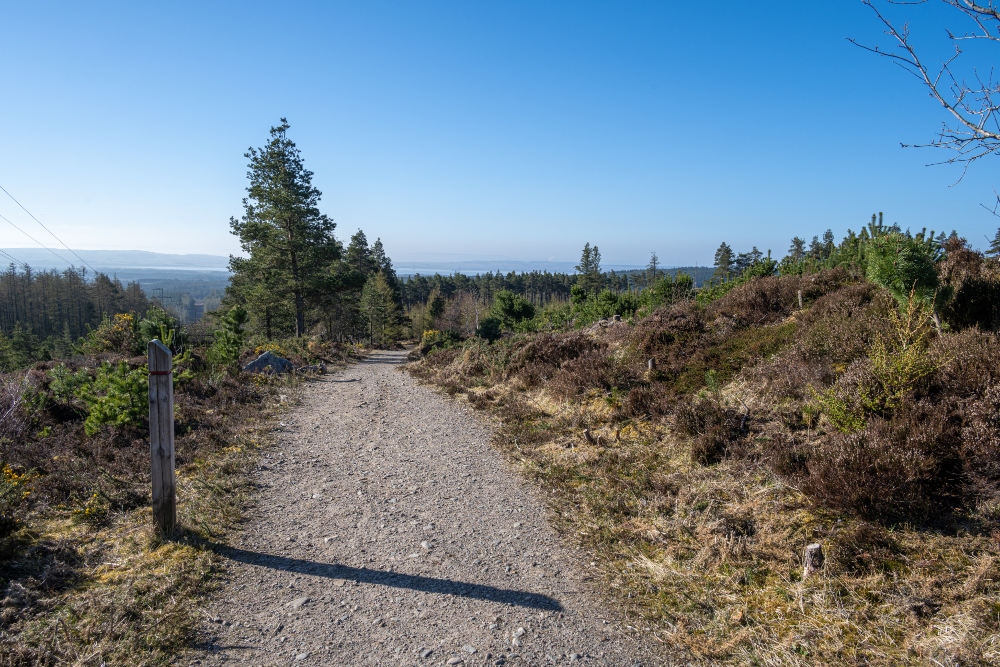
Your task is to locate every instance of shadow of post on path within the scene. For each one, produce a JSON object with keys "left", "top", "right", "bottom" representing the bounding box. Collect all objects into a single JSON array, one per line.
[{"left": 209, "top": 543, "right": 563, "bottom": 611}]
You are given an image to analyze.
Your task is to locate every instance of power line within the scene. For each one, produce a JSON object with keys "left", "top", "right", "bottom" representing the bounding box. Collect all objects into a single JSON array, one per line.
[
  {"left": 0, "top": 183, "right": 98, "bottom": 274},
  {"left": 0, "top": 211, "right": 78, "bottom": 267},
  {"left": 0, "top": 248, "right": 27, "bottom": 269}
]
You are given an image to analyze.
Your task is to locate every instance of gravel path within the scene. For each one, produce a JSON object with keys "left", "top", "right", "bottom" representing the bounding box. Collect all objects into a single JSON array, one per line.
[{"left": 186, "top": 351, "right": 666, "bottom": 667}]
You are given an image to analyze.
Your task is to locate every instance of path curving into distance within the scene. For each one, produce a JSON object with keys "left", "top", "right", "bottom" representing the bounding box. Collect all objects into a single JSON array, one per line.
[{"left": 186, "top": 350, "right": 667, "bottom": 667}]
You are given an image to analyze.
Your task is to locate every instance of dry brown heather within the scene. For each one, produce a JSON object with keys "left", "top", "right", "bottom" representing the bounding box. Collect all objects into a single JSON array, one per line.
[
  {"left": 407, "top": 269, "right": 1000, "bottom": 667},
  {"left": 0, "top": 341, "right": 358, "bottom": 667}
]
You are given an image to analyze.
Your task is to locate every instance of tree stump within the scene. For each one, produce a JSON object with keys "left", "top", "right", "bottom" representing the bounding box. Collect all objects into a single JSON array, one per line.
[{"left": 803, "top": 543, "right": 824, "bottom": 579}]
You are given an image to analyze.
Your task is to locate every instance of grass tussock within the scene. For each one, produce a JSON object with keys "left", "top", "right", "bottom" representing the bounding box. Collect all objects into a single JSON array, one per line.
[
  {"left": 0, "top": 341, "right": 359, "bottom": 666},
  {"left": 407, "top": 269, "right": 1000, "bottom": 666}
]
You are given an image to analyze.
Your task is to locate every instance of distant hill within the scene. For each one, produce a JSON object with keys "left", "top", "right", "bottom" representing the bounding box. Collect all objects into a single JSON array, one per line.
[{"left": 0, "top": 248, "right": 230, "bottom": 272}]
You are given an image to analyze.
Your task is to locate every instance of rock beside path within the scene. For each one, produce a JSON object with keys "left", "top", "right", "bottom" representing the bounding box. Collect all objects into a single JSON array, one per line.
[
  {"left": 242, "top": 351, "right": 294, "bottom": 374},
  {"left": 186, "top": 350, "right": 672, "bottom": 666}
]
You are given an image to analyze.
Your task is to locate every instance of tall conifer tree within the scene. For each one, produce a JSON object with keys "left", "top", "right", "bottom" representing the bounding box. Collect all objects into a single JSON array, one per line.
[{"left": 229, "top": 119, "right": 341, "bottom": 337}]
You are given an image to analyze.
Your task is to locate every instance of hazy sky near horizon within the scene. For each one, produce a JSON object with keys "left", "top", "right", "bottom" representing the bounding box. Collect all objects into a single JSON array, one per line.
[{"left": 2, "top": 1, "right": 999, "bottom": 266}]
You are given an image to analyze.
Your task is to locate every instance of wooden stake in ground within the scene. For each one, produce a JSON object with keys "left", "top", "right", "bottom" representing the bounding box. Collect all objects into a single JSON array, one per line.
[
  {"left": 148, "top": 339, "right": 175, "bottom": 535},
  {"left": 803, "top": 543, "right": 824, "bottom": 579}
]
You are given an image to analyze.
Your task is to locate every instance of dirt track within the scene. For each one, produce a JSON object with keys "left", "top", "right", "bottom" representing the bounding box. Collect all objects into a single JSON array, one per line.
[{"left": 185, "top": 350, "right": 666, "bottom": 666}]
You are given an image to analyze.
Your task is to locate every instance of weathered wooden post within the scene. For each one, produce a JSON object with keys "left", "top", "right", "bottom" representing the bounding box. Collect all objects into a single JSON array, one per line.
[
  {"left": 803, "top": 543, "right": 824, "bottom": 579},
  {"left": 148, "top": 339, "right": 175, "bottom": 535}
]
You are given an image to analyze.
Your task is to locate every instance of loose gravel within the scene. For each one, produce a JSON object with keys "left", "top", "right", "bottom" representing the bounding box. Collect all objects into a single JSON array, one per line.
[{"left": 186, "top": 351, "right": 667, "bottom": 666}]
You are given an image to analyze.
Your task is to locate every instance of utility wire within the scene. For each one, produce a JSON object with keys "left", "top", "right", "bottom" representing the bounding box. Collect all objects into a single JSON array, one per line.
[
  {"left": 0, "top": 211, "right": 77, "bottom": 267},
  {"left": 0, "top": 183, "right": 98, "bottom": 274},
  {"left": 0, "top": 248, "right": 27, "bottom": 269}
]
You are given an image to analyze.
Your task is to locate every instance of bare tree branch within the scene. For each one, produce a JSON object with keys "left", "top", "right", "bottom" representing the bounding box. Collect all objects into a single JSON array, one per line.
[{"left": 851, "top": 0, "right": 1000, "bottom": 176}]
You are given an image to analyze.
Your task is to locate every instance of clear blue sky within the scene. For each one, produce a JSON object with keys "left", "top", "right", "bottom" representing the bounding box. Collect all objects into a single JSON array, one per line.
[{"left": 2, "top": 1, "right": 997, "bottom": 267}]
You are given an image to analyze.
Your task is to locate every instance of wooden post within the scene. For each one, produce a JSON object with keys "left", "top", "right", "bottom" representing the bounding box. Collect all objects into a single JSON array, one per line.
[
  {"left": 797, "top": 290, "right": 803, "bottom": 310},
  {"left": 148, "top": 339, "right": 175, "bottom": 535},
  {"left": 803, "top": 543, "right": 824, "bottom": 579}
]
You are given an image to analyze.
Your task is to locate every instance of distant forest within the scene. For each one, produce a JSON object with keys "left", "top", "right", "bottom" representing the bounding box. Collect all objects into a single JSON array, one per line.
[
  {"left": 399, "top": 265, "right": 714, "bottom": 310},
  {"left": 0, "top": 267, "right": 148, "bottom": 364}
]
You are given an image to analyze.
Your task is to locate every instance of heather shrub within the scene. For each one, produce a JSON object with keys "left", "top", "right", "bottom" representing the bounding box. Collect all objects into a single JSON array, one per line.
[
  {"left": 695, "top": 257, "right": 778, "bottom": 305},
  {"left": 621, "top": 386, "right": 670, "bottom": 418},
  {"left": 803, "top": 405, "right": 962, "bottom": 521},
  {"left": 797, "top": 282, "right": 889, "bottom": 365},
  {"left": 937, "top": 237, "right": 1000, "bottom": 330},
  {"left": 549, "top": 349, "right": 637, "bottom": 399},
  {"left": 708, "top": 274, "right": 802, "bottom": 327},
  {"left": 629, "top": 301, "right": 706, "bottom": 378},
  {"left": 959, "top": 384, "right": 1000, "bottom": 502},
  {"left": 674, "top": 397, "right": 744, "bottom": 464},
  {"left": 507, "top": 332, "right": 596, "bottom": 375}
]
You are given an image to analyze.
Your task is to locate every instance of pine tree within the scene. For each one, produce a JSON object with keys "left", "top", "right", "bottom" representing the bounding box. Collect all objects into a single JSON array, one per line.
[
  {"left": 360, "top": 273, "right": 399, "bottom": 345},
  {"left": 228, "top": 119, "right": 341, "bottom": 337},
  {"left": 345, "top": 230, "right": 376, "bottom": 275},
  {"left": 575, "top": 243, "right": 603, "bottom": 294},
  {"left": 822, "top": 229, "right": 835, "bottom": 257},
  {"left": 988, "top": 229, "right": 1000, "bottom": 258},
  {"left": 808, "top": 235, "right": 824, "bottom": 260},
  {"left": 647, "top": 252, "right": 659, "bottom": 282},
  {"left": 713, "top": 242, "right": 734, "bottom": 282},
  {"left": 788, "top": 237, "right": 806, "bottom": 262}
]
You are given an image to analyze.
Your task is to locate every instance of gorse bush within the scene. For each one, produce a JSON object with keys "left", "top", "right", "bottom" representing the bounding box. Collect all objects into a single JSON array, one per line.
[
  {"left": 82, "top": 312, "right": 141, "bottom": 356},
  {"left": 81, "top": 308, "right": 185, "bottom": 357},
  {"left": 0, "top": 463, "right": 34, "bottom": 538}
]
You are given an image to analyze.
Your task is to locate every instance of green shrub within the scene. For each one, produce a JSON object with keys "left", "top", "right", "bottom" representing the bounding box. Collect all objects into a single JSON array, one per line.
[
  {"left": 476, "top": 317, "right": 502, "bottom": 342},
  {"left": 78, "top": 362, "right": 148, "bottom": 436},
  {"left": 641, "top": 272, "right": 694, "bottom": 310},
  {"left": 865, "top": 231, "right": 945, "bottom": 309},
  {"left": 491, "top": 291, "right": 535, "bottom": 329},
  {"left": 573, "top": 289, "right": 640, "bottom": 325},
  {"left": 208, "top": 306, "right": 249, "bottom": 366},
  {"left": 138, "top": 306, "right": 185, "bottom": 353}
]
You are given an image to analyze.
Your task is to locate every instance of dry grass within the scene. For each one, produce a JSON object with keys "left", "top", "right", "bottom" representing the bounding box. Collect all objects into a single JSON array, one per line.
[
  {"left": 408, "top": 322, "right": 1000, "bottom": 666},
  {"left": 0, "top": 343, "right": 361, "bottom": 666}
]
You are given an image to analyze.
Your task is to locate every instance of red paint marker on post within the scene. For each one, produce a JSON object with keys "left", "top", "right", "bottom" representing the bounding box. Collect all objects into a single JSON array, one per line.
[{"left": 148, "top": 339, "right": 175, "bottom": 535}]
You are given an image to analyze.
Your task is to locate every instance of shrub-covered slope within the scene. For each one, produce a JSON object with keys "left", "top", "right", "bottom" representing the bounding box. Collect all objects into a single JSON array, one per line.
[{"left": 408, "top": 260, "right": 1000, "bottom": 666}]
